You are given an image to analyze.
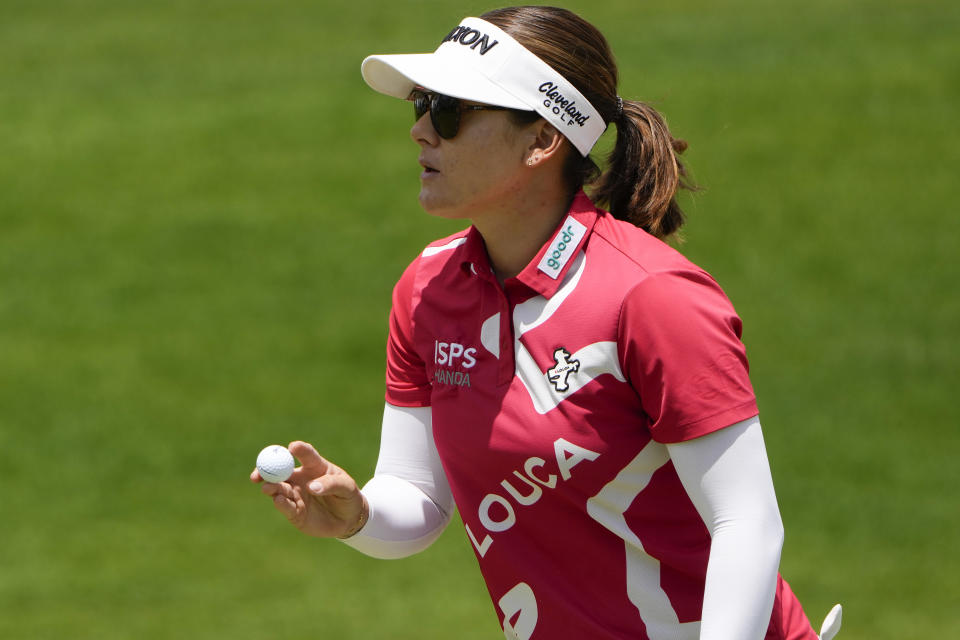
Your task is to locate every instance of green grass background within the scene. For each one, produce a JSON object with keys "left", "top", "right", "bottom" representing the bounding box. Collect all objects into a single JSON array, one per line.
[{"left": 1, "top": 0, "right": 957, "bottom": 637}]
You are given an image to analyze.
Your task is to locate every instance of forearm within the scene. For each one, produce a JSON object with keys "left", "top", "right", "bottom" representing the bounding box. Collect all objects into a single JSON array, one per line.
[
  {"left": 340, "top": 473, "right": 451, "bottom": 559},
  {"left": 667, "top": 416, "right": 784, "bottom": 640},
  {"left": 700, "top": 504, "right": 783, "bottom": 638},
  {"left": 340, "top": 403, "right": 455, "bottom": 559}
]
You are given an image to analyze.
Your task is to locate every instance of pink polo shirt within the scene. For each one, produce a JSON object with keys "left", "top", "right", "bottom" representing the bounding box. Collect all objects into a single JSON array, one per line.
[{"left": 385, "top": 192, "right": 816, "bottom": 639}]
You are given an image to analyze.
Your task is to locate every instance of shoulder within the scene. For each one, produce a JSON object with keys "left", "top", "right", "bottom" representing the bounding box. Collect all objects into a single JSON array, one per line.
[
  {"left": 403, "top": 228, "right": 472, "bottom": 275},
  {"left": 420, "top": 229, "right": 472, "bottom": 258},
  {"left": 393, "top": 227, "right": 472, "bottom": 300},
  {"left": 590, "top": 212, "right": 705, "bottom": 278},
  {"left": 585, "top": 213, "right": 740, "bottom": 328}
]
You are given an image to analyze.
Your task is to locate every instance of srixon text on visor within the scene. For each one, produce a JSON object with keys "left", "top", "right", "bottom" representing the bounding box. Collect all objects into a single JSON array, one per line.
[{"left": 442, "top": 25, "right": 499, "bottom": 55}]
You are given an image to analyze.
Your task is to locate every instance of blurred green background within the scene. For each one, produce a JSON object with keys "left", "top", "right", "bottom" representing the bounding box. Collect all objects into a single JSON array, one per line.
[{"left": 1, "top": 0, "right": 957, "bottom": 637}]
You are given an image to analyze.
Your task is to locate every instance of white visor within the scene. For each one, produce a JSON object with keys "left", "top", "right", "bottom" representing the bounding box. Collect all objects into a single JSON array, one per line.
[{"left": 361, "top": 17, "right": 606, "bottom": 156}]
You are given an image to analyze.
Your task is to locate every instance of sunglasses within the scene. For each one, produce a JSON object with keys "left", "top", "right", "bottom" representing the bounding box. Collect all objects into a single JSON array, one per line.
[{"left": 409, "top": 89, "right": 511, "bottom": 139}]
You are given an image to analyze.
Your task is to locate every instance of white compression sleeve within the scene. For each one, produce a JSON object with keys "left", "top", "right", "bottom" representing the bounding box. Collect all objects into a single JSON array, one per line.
[
  {"left": 666, "top": 416, "right": 785, "bottom": 640},
  {"left": 339, "top": 403, "right": 455, "bottom": 559}
]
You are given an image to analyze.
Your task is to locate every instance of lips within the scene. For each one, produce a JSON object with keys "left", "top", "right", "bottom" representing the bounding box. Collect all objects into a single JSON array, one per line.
[{"left": 419, "top": 156, "right": 439, "bottom": 174}]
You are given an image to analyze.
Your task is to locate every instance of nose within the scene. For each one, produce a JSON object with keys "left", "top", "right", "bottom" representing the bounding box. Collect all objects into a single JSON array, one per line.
[{"left": 411, "top": 111, "right": 439, "bottom": 146}]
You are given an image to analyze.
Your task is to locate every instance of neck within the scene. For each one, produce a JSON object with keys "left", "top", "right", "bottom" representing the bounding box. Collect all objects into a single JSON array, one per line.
[{"left": 472, "top": 186, "right": 573, "bottom": 283}]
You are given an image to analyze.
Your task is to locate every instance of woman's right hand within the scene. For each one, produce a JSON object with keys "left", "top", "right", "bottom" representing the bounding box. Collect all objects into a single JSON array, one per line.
[{"left": 251, "top": 440, "right": 368, "bottom": 539}]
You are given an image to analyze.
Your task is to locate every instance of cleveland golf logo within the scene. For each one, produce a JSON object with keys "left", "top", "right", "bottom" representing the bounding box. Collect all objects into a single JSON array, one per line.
[
  {"left": 538, "top": 82, "right": 591, "bottom": 128},
  {"left": 441, "top": 25, "right": 499, "bottom": 55}
]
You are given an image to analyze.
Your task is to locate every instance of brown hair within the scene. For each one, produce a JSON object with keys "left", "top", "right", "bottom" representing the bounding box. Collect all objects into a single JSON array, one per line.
[{"left": 481, "top": 6, "right": 694, "bottom": 239}]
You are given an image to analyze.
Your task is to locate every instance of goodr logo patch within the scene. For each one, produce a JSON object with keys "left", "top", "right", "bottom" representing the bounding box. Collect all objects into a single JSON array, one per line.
[{"left": 537, "top": 216, "right": 587, "bottom": 279}]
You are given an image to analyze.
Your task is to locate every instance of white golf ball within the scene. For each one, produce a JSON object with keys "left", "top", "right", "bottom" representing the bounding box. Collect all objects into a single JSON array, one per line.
[{"left": 256, "top": 445, "right": 295, "bottom": 483}]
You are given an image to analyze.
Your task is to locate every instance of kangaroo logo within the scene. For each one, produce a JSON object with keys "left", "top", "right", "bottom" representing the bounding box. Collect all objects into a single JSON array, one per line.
[{"left": 546, "top": 347, "right": 580, "bottom": 392}]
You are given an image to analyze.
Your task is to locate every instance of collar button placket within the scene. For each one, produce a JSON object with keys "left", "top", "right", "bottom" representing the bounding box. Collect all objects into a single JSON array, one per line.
[{"left": 497, "top": 285, "right": 515, "bottom": 386}]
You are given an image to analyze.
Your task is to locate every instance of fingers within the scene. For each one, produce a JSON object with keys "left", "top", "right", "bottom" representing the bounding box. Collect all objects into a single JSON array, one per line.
[
  {"left": 261, "top": 480, "right": 292, "bottom": 498},
  {"left": 251, "top": 441, "right": 358, "bottom": 534},
  {"left": 271, "top": 491, "right": 296, "bottom": 515},
  {"left": 251, "top": 441, "right": 326, "bottom": 485},
  {"left": 287, "top": 440, "right": 329, "bottom": 486},
  {"left": 262, "top": 481, "right": 305, "bottom": 522},
  {"left": 287, "top": 440, "right": 330, "bottom": 476},
  {"left": 277, "top": 441, "right": 358, "bottom": 499}
]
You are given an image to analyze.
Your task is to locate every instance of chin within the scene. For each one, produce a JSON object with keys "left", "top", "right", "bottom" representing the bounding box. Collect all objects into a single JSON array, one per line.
[{"left": 418, "top": 192, "right": 467, "bottom": 220}]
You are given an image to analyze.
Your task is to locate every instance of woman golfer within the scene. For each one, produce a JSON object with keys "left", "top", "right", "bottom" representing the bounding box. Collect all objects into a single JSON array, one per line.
[{"left": 253, "top": 6, "right": 842, "bottom": 639}]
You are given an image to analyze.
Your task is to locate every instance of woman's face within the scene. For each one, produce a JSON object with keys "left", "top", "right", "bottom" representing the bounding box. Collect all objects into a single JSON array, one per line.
[{"left": 411, "top": 101, "right": 538, "bottom": 221}]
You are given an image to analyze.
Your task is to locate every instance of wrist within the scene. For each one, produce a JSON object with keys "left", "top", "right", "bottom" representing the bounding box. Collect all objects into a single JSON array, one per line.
[{"left": 338, "top": 494, "right": 369, "bottom": 539}]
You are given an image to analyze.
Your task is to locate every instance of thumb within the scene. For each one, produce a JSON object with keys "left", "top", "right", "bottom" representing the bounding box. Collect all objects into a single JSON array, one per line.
[{"left": 287, "top": 440, "right": 329, "bottom": 476}]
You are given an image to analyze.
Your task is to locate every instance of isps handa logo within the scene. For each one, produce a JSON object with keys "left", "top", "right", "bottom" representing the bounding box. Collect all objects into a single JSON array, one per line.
[{"left": 432, "top": 340, "right": 477, "bottom": 388}]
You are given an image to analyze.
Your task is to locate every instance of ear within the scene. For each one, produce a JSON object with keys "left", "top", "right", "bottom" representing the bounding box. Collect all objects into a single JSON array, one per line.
[{"left": 525, "top": 121, "right": 567, "bottom": 168}]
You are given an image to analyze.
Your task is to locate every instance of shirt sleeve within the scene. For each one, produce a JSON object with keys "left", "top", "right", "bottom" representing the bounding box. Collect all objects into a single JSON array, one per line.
[
  {"left": 385, "top": 257, "right": 433, "bottom": 407},
  {"left": 618, "top": 269, "right": 758, "bottom": 443}
]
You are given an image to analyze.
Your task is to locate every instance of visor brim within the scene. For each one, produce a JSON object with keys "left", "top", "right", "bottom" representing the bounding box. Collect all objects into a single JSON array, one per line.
[{"left": 361, "top": 54, "right": 532, "bottom": 110}]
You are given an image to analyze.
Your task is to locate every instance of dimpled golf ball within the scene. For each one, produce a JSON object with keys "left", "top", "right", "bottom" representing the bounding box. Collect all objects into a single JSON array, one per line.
[{"left": 256, "top": 445, "right": 295, "bottom": 483}]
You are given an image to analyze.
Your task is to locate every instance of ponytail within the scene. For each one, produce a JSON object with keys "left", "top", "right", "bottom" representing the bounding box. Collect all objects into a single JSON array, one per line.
[
  {"left": 481, "top": 6, "right": 696, "bottom": 239},
  {"left": 590, "top": 100, "right": 694, "bottom": 240}
]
